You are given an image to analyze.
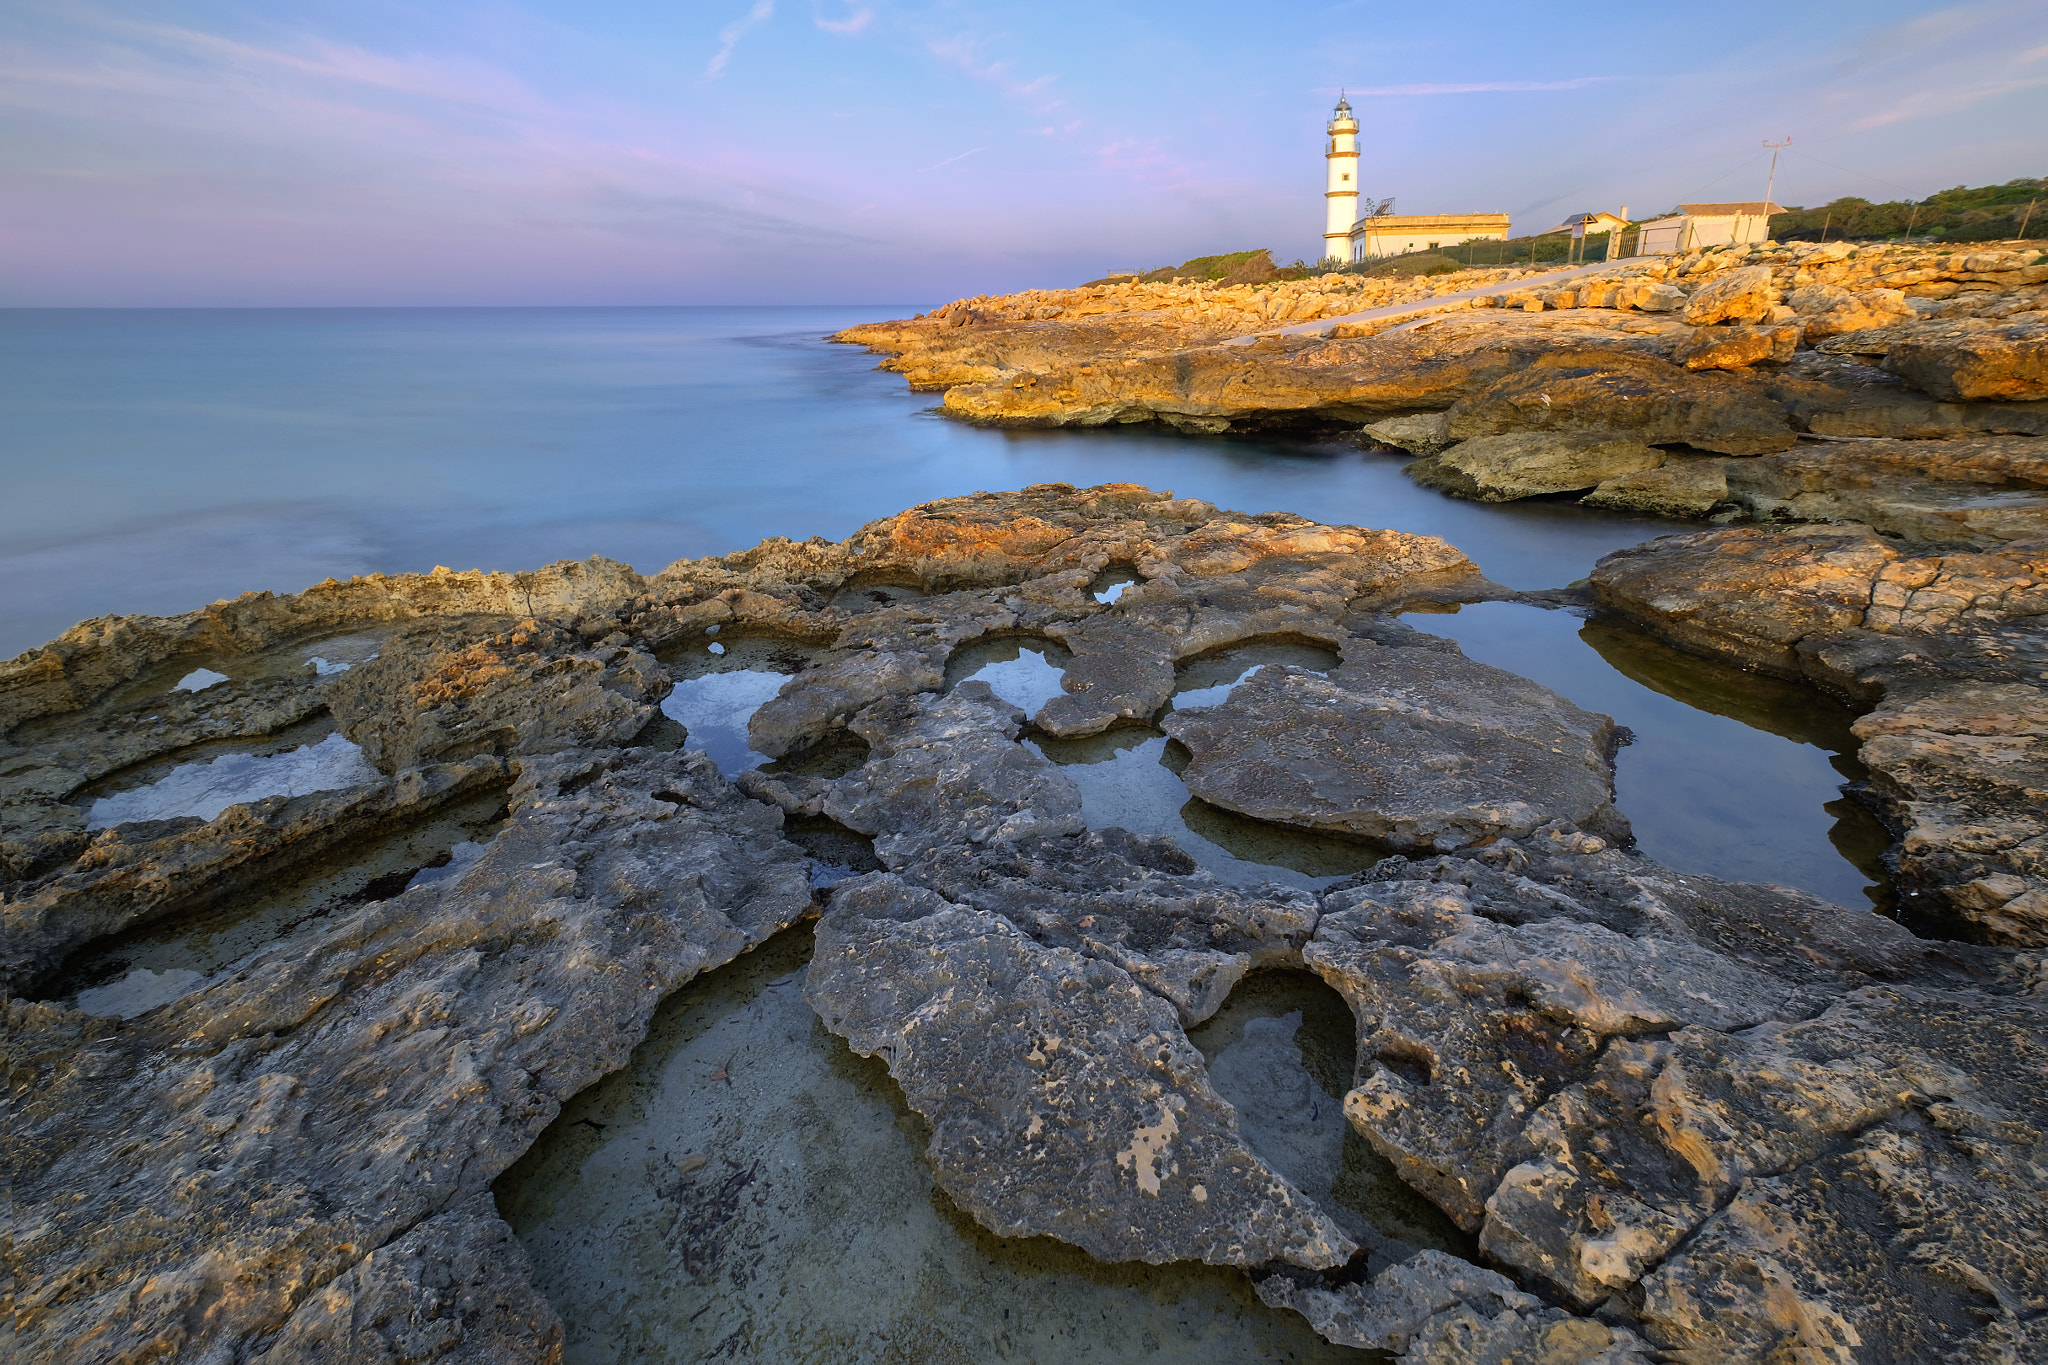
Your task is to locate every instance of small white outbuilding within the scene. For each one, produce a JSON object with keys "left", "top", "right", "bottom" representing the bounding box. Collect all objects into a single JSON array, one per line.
[{"left": 1636, "top": 202, "right": 1784, "bottom": 254}]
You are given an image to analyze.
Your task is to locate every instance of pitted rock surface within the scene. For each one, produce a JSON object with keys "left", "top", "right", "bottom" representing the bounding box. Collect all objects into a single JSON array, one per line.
[
  {"left": 906, "top": 827, "right": 1319, "bottom": 1026},
  {"left": 1258, "top": 1250, "right": 1654, "bottom": 1361},
  {"left": 741, "top": 682, "right": 1084, "bottom": 865},
  {"left": 329, "top": 617, "right": 669, "bottom": 772},
  {"left": 1592, "top": 525, "right": 2048, "bottom": 944},
  {"left": 1162, "top": 649, "right": 1628, "bottom": 852},
  {"left": 7, "top": 482, "right": 2047, "bottom": 1364},
  {"left": 1298, "top": 839, "right": 1948, "bottom": 1234},
  {"left": 1487, "top": 986, "right": 2048, "bottom": 1332},
  {"left": 7, "top": 747, "right": 812, "bottom": 1364},
  {"left": 806, "top": 873, "right": 1357, "bottom": 1269},
  {"left": 1278, "top": 828, "right": 2035, "bottom": 1362}
]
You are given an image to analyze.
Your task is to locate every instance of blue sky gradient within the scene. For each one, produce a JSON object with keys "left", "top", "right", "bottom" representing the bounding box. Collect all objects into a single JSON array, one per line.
[{"left": 3, "top": 0, "right": 2043, "bottom": 304}]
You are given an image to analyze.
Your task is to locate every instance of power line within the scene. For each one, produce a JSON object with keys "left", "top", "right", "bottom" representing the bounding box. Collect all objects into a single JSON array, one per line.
[
  {"left": 1679, "top": 149, "right": 1768, "bottom": 207},
  {"left": 1783, "top": 148, "right": 1921, "bottom": 202},
  {"left": 1763, "top": 137, "right": 1792, "bottom": 210}
]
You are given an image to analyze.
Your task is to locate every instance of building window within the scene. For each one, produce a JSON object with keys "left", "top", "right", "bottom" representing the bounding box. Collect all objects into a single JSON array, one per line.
[{"left": 1341, "top": 173, "right": 1350, "bottom": 182}]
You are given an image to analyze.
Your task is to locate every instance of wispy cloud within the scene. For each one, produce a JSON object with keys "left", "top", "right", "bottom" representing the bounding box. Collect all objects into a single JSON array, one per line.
[
  {"left": 814, "top": 4, "right": 873, "bottom": 36},
  {"left": 1846, "top": 34, "right": 2048, "bottom": 128},
  {"left": 1344, "top": 77, "right": 1621, "bottom": 96},
  {"left": 926, "top": 33, "right": 1063, "bottom": 115},
  {"left": 918, "top": 147, "right": 984, "bottom": 171},
  {"left": 0, "top": 8, "right": 879, "bottom": 279},
  {"left": 707, "top": 0, "right": 774, "bottom": 79}
]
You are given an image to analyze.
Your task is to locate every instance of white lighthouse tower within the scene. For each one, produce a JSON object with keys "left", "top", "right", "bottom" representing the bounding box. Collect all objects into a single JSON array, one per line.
[{"left": 1323, "top": 96, "right": 1360, "bottom": 264}]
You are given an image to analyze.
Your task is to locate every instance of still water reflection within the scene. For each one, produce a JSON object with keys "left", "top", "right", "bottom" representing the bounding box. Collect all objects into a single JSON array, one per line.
[
  {"left": 496, "top": 924, "right": 1369, "bottom": 1364},
  {"left": 0, "top": 306, "right": 1669, "bottom": 658},
  {"left": 1401, "top": 602, "right": 1891, "bottom": 909}
]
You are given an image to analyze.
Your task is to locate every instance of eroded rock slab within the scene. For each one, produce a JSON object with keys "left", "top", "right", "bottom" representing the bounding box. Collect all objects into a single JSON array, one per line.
[
  {"left": 1408, "top": 432, "right": 1664, "bottom": 502},
  {"left": 1883, "top": 319, "right": 2048, "bottom": 401},
  {"left": 1580, "top": 434, "right": 2048, "bottom": 544},
  {"left": 805, "top": 873, "right": 1358, "bottom": 1269},
  {"left": 10, "top": 481, "right": 2048, "bottom": 1363},
  {"left": 1258, "top": 1250, "right": 1653, "bottom": 1361},
  {"left": 330, "top": 617, "right": 669, "bottom": 772},
  {"left": 1485, "top": 986, "right": 2048, "bottom": 1329},
  {"left": 742, "top": 683, "right": 1085, "bottom": 865},
  {"left": 1592, "top": 524, "right": 2048, "bottom": 943},
  {"left": 1301, "top": 843, "right": 1927, "bottom": 1232},
  {"left": 1163, "top": 649, "right": 1628, "bottom": 853},
  {"left": 1288, "top": 826, "right": 2036, "bottom": 1363},
  {"left": 4, "top": 756, "right": 505, "bottom": 993},
  {"left": 7, "top": 747, "right": 813, "bottom": 1363}
]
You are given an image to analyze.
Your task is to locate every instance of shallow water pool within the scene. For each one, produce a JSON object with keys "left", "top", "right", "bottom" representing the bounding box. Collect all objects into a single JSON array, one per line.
[
  {"left": 84, "top": 730, "right": 383, "bottom": 829},
  {"left": 1401, "top": 601, "right": 1891, "bottom": 909},
  {"left": 495, "top": 924, "right": 1371, "bottom": 1364}
]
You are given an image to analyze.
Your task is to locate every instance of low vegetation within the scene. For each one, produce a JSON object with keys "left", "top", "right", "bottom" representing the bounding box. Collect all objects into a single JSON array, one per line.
[
  {"left": 1085, "top": 249, "right": 1318, "bottom": 289},
  {"left": 1766, "top": 177, "right": 2045, "bottom": 244}
]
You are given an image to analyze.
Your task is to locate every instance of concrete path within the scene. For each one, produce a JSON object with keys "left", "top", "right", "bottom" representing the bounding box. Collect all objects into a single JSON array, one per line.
[{"left": 1221, "top": 258, "right": 1638, "bottom": 346}]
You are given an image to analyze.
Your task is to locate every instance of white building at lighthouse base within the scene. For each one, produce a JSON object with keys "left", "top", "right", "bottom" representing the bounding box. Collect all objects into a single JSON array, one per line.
[{"left": 1347, "top": 213, "right": 1511, "bottom": 261}]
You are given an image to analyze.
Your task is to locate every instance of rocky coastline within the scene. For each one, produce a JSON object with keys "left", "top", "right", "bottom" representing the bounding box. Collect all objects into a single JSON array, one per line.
[
  {"left": 6, "top": 474, "right": 2045, "bottom": 1362},
  {"left": 840, "top": 240, "right": 2048, "bottom": 545}
]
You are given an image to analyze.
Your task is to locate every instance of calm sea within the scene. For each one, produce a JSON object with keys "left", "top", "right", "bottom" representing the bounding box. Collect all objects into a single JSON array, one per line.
[{"left": 1, "top": 306, "right": 1883, "bottom": 904}]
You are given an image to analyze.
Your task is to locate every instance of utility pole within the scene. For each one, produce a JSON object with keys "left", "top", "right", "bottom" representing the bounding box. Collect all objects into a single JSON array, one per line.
[
  {"left": 1762, "top": 138, "right": 1791, "bottom": 238},
  {"left": 2020, "top": 199, "right": 2038, "bottom": 240}
]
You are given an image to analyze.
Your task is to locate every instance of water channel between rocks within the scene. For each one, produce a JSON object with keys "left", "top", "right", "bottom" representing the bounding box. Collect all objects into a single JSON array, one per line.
[
  {"left": 52, "top": 785, "right": 511, "bottom": 1017},
  {"left": 497, "top": 921, "right": 1466, "bottom": 1364},
  {"left": 946, "top": 638, "right": 1388, "bottom": 892},
  {"left": 946, "top": 623, "right": 1891, "bottom": 909},
  {"left": 657, "top": 631, "right": 816, "bottom": 778},
  {"left": 1401, "top": 601, "right": 1893, "bottom": 911},
  {"left": 14, "top": 310, "right": 1949, "bottom": 1358}
]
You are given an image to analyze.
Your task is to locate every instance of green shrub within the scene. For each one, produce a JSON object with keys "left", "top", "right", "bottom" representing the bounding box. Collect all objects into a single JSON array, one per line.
[{"left": 1769, "top": 178, "right": 2045, "bottom": 242}]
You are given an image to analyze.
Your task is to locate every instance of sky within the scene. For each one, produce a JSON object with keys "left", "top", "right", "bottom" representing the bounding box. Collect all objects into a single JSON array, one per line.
[{"left": 2, "top": 0, "right": 2043, "bottom": 305}]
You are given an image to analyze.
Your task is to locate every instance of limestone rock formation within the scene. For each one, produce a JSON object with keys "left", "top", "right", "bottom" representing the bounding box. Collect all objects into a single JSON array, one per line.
[
  {"left": 1439, "top": 353, "right": 1798, "bottom": 455},
  {"left": 328, "top": 617, "right": 669, "bottom": 772},
  {"left": 8, "top": 482, "right": 2048, "bottom": 1365},
  {"left": 1288, "top": 828, "right": 2036, "bottom": 1361},
  {"left": 9, "top": 746, "right": 814, "bottom": 1364},
  {"left": 1680, "top": 265, "right": 1779, "bottom": 326},
  {"left": 1581, "top": 434, "right": 2048, "bottom": 543},
  {"left": 3, "top": 753, "right": 504, "bottom": 992},
  {"left": 1161, "top": 651, "right": 1629, "bottom": 851},
  {"left": 743, "top": 683, "right": 1085, "bottom": 864},
  {"left": 806, "top": 873, "right": 1357, "bottom": 1269},
  {"left": 1407, "top": 432, "right": 1664, "bottom": 501},
  {"left": 1592, "top": 525, "right": 2048, "bottom": 943},
  {"left": 1257, "top": 1251, "right": 1654, "bottom": 1361},
  {"left": 1579, "top": 457, "right": 1731, "bottom": 518},
  {"left": 1361, "top": 411, "right": 1453, "bottom": 453},
  {"left": 1799, "top": 286, "right": 1915, "bottom": 341},
  {"left": 1884, "top": 319, "right": 2048, "bottom": 401},
  {"left": 836, "top": 238, "right": 2047, "bottom": 545},
  {"left": 1672, "top": 321, "right": 1801, "bottom": 371},
  {"left": 1492, "top": 985, "right": 2048, "bottom": 1350}
]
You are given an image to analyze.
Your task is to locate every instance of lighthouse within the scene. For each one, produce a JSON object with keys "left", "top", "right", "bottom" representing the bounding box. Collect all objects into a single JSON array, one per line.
[{"left": 1323, "top": 96, "right": 1359, "bottom": 264}]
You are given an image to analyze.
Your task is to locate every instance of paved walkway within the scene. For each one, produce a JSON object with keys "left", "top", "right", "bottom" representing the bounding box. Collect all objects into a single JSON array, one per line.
[{"left": 1221, "top": 258, "right": 1637, "bottom": 346}]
